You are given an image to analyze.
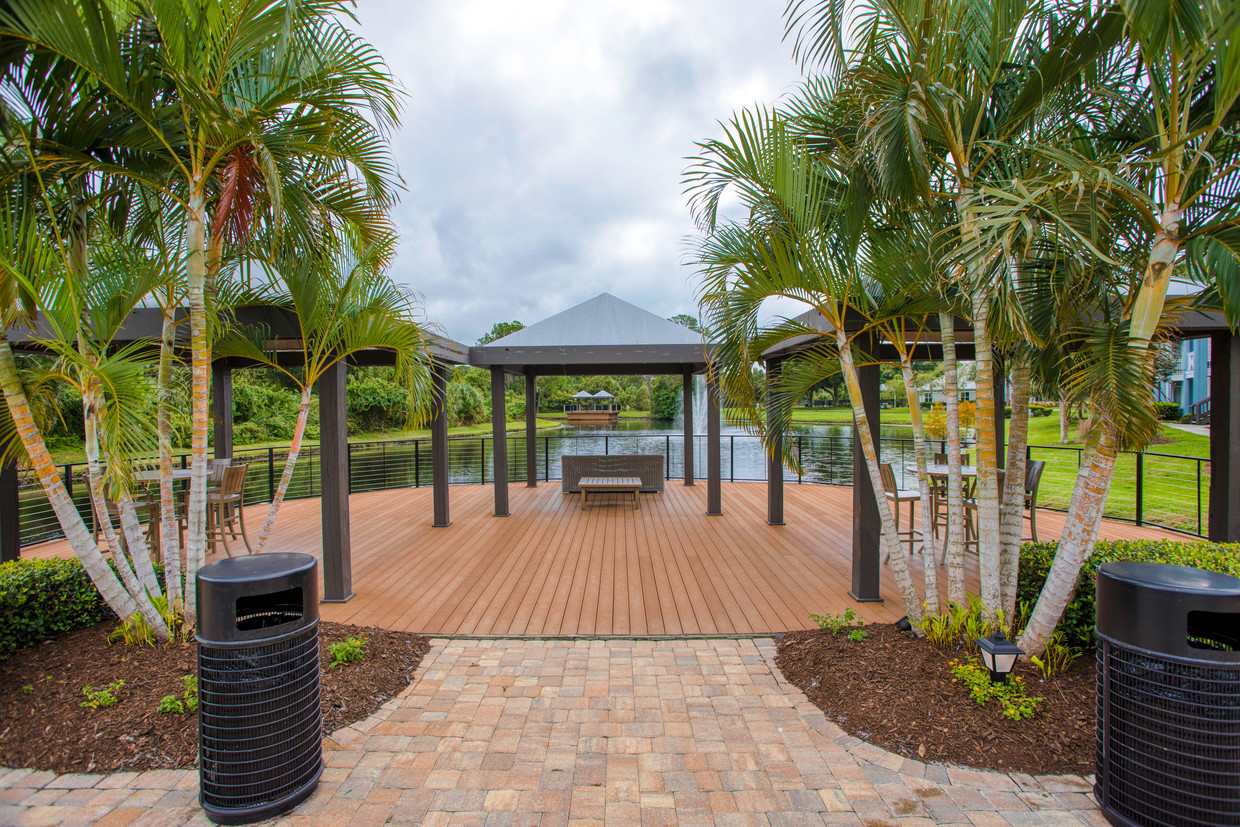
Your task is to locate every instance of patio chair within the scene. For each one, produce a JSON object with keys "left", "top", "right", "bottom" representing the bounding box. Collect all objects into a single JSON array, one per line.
[
  {"left": 206, "top": 463, "right": 252, "bottom": 556},
  {"left": 208, "top": 458, "right": 232, "bottom": 485},
  {"left": 1023, "top": 460, "right": 1046, "bottom": 542},
  {"left": 879, "top": 462, "right": 920, "bottom": 561}
]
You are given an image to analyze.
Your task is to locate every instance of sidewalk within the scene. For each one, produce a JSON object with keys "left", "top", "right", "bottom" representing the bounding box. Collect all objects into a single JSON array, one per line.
[{"left": 0, "top": 638, "right": 1104, "bottom": 826}]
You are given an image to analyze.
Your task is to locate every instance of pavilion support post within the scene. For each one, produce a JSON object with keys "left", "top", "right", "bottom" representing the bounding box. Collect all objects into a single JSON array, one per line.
[
  {"left": 319, "top": 359, "right": 353, "bottom": 603},
  {"left": 0, "top": 460, "right": 18, "bottom": 563},
  {"left": 211, "top": 361, "right": 233, "bottom": 460},
  {"left": 1210, "top": 331, "right": 1240, "bottom": 542},
  {"left": 850, "top": 338, "right": 883, "bottom": 603},
  {"left": 993, "top": 357, "right": 1006, "bottom": 469},
  {"left": 525, "top": 368, "right": 537, "bottom": 487},
  {"left": 682, "top": 370, "right": 694, "bottom": 485},
  {"left": 491, "top": 366, "right": 510, "bottom": 516},
  {"left": 765, "top": 357, "right": 784, "bottom": 525},
  {"left": 706, "top": 376, "right": 722, "bottom": 515},
  {"left": 431, "top": 362, "right": 451, "bottom": 527}
]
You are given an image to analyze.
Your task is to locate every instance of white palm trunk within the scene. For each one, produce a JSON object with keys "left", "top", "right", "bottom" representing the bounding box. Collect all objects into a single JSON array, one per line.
[
  {"left": 1059, "top": 392, "right": 1070, "bottom": 444},
  {"left": 838, "top": 335, "right": 922, "bottom": 621},
  {"left": 939, "top": 313, "right": 967, "bottom": 606},
  {"left": 998, "top": 363, "right": 1030, "bottom": 622},
  {"left": 156, "top": 302, "right": 182, "bottom": 609},
  {"left": 899, "top": 355, "right": 939, "bottom": 613},
  {"left": 970, "top": 288, "right": 1002, "bottom": 615},
  {"left": 82, "top": 396, "right": 167, "bottom": 636},
  {"left": 0, "top": 337, "right": 139, "bottom": 619},
  {"left": 1019, "top": 204, "right": 1182, "bottom": 655},
  {"left": 253, "top": 386, "right": 313, "bottom": 553},
  {"left": 1018, "top": 429, "right": 1116, "bottom": 655},
  {"left": 183, "top": 187, "right": 210, "bottom": 621}
]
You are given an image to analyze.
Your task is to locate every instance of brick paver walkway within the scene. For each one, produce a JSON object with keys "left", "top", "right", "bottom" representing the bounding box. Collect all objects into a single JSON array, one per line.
[{"left": 0, "top": 639, "right": 1104, "bottom": 826}]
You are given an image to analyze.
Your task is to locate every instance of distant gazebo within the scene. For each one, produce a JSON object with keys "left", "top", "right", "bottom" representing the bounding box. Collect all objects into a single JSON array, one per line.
[
  {"left": 566, "top": 390, "right": 619, "bottom": 425},
  {"left": 471, "top": 292, "right": 723, "bottom": 516}
]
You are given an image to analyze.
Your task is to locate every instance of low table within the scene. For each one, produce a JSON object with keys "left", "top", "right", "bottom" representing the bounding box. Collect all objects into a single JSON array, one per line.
[{"left": 579, "top": 476, "right": 642, "bottom": 510}]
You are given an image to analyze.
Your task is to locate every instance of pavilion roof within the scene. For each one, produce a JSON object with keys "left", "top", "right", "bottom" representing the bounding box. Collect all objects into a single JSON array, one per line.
[{"left": 470, "top": 292, "right": 716, "bottom": 375}]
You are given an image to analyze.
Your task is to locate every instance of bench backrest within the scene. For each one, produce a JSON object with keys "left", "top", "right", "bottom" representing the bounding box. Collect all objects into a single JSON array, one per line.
[{"left": 561, "top": 455, "right": 665, "bottom": 493}]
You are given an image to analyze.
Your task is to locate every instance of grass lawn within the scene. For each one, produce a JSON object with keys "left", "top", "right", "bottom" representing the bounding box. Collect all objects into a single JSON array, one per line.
[
  {"left": 46, "top": 417, "right": 566, "bottom": 465},
  {"left": 786, "top": 406, "right": 1210, "bottom": 533}
]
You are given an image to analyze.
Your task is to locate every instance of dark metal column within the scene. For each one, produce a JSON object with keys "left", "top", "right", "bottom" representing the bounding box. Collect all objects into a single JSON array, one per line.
[
  {"left": 851, "top": 341, "right": 883, "bottom": 602},
  {"left": 1210, "top": 331, "right": 1239, "bottom": 542},
  {"left": 765, "top": 357, "right": 784, "bottom": 526},
  {"left": 706, "top": 377, "right": 722, "bottom": 515},
  {"left": 0, "top": 460, "right": 18, "bottom": 562},
  {"left": 211, "top": 361, "right": 233, "bottom": 459},
  {"left": 993, "top": 358, "right": 1006, "bottom": 469},
  {"left": 319, "top": 359, "right": 353, "bottom": 602},
  {"left": 525, "top": 368, "right": 537, "bottom": 487},
  {"left": 682, "top": 370, "right": 694, "bottom": 485},
  {"left": 431, "top": 362, "right": 451, "bottom": 527},
  {"left": 491, "top": 366, "right": 510, "bottom": 516}
]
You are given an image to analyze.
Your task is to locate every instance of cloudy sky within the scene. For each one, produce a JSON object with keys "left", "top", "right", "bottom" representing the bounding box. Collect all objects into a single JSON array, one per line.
[{"left": 351, "top": 1, "right": 806, "bottom": 345}]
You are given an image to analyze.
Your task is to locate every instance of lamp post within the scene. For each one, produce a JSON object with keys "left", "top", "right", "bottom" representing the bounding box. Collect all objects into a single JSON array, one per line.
[{"left": 974, "top": 631, "right": 1025, "bottom": 684}]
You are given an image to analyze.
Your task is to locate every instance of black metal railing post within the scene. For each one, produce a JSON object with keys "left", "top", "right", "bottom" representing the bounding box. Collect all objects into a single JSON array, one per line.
[
  {"left": 63, "top": 465, "right": 72, "bottom": 498},
  {"left": 346, "top": 443, "right": 353, "bottom": 494},
  {"left": 414, "top": 439, "right": 421, "bottom": 487},
  {"left": 480, "top": 437, "right": 486, "bottom": 484},
  {"left": 797, "top": 435, "right": 803, "bottom": 484},
  {"left": 1134, "top": 452, "right": 1143, "bottom": 527},
  {"left": 268, "top": 447, "right": 275, "bottom": 503}
]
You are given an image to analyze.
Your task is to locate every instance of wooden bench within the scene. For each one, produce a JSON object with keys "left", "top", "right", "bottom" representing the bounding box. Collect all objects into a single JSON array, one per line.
[
  {"left": 561, "top": 455, "right": 664, "bottom": 494},
  {"left": 579, "top": 476, "right": 642, "bottom": 510}
]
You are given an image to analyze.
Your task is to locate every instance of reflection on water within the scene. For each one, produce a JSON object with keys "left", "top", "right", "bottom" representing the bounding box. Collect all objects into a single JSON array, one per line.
[{"left": 17, "top": 419, "right": 926, "bottom": 546}]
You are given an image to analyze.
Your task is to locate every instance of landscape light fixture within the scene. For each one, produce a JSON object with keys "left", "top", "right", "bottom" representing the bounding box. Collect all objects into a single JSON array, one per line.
[{"left": 974, "top": 631, "right": 1024, "bottom": 684}]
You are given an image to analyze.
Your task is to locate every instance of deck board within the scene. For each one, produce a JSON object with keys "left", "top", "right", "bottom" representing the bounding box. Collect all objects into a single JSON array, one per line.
[{"left": 23, "top": 481, "right": 1190, "bottom": 636}]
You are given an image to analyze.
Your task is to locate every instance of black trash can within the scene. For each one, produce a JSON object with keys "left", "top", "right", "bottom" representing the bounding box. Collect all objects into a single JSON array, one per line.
[
  {"left": 196, "top": 553, "right": 322, "bottom": 825},
  {"left": 1096, "top": 561, "right": 1240, "bottom": 827}
]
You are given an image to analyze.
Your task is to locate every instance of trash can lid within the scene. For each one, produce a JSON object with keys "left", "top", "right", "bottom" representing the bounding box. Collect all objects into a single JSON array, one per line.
[
  {"left": 198, "top": 552, "right": 317, "bottom": 584},
  {"left": 1100, "top": 561, "right": 1240, "bottom": 595}
]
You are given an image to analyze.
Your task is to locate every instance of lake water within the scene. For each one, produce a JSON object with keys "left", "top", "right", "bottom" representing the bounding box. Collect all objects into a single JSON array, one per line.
[{"left": 18, "top": 419, "right": 930, "bottom": 546}]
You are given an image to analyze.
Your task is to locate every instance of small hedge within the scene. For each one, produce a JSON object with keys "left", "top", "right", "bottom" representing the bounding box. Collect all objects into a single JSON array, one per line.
[
  {"left": 1154, "top": 401, "right": 1183, "bottom": 421},
  {"left": 0, "top": 558, "right": 116, "bottom": 658},
  {"left": 1017, "top": 539, "right": 1240, "bottom": 651}
]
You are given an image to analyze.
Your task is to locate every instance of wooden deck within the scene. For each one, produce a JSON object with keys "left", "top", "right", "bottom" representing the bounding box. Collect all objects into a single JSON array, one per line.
[{"left": 25, "top": 482, "right": 1186, "bottom": 636}]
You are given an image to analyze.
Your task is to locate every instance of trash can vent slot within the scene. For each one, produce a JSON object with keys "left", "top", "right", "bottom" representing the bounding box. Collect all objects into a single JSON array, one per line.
[
  {"left": 1187, "top": 611, "right": 1240, "bottom": 653},
  {"left": 236, "top": 587, "right": 303, "bottom": 632}
]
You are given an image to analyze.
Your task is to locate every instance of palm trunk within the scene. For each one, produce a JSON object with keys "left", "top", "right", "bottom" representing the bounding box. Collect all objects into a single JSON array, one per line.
[
  {"left": 838, "top": 334, "right": 922, "bottom": 621},
  {"left": 1128, "top": 203, "right": 1182, "bottom": 342},
  {"left": 899, "top": 353, "right": 939, "bottom": 613},
  {"left": 183, "top": 186, "right": 210, "bottom": 621},
  {"left": 0, "top": 337, "right": 138, "bottom": 619},
  {"left": 999, "top": 362, "right": 1030, "bottom": 622},
  {"left": 82, "top": 391, "right": 168, "bottom": 636},
  {"left": 156, "top": 301, "right": 182, "bottom": 611},
  {"left": 253, "top": 386, "right": 312, "bottom": 553},
  {"left": 970, "top": 288, "right": 1002, "bottom": 615},
  {"left": 1059, "top": 392, "right": 1070, "bottom": 444},
  {"left": 1018, "top": 427, "right": 1116, "bottom": 655},
  {"left": 939, "top": 313, "right": 966, "bottom": 606}
]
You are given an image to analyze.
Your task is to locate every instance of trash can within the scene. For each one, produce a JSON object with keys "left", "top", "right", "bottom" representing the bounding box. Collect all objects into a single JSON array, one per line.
[
  {"left": 1096, "top": 561, "right": 1240, "bottom": 826},
  {"left": 196, "top": 553, "right": 322, "bottom": 825}
]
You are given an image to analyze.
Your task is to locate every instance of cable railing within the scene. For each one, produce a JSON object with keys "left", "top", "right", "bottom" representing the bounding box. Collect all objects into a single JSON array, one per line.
[{"left": 16, "top": 432, "right": 1211, "bottom": 546}]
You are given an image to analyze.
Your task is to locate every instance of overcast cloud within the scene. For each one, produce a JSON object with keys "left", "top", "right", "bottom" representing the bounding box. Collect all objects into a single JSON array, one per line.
[{"left": 351, "top": 1, "right": 806, "bottom": 344}]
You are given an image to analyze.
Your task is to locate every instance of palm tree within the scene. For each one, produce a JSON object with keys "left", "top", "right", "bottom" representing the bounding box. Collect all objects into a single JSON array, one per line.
[
  {"left": 688, "top": 109, "right": 926, "bottom": 621},
  {"left": 950, "top": 0, "right": 1240, "bottom": 651},
  {"left": 1, "top": 0, "right": 403, "bottom": 626},
  {"left": 782, "top": 0, "right": 1108, "bottom": 616},
  {"left": 213, "top": 239, "right": 434, "bottom": 552}
]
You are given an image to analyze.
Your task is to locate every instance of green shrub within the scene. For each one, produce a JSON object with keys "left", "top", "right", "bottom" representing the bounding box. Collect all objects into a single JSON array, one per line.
[
  {"left": 0, "top": 558, "right": 170, "bottom": 660},
  {"left": 1017, "top": 539, "right": 1240, "bottom": 651},
  {"left": 0, "top": 558, "right": 115, "bottom": 659},
  {"left": 1154, "top": 401, "right": 1183, "bottom": 421},
  {"left": 328, "top": 636, "right": 366, "bottom": 668},
  {"left": 1029, "top": 405, "right": 1053, "bottom": 418}
]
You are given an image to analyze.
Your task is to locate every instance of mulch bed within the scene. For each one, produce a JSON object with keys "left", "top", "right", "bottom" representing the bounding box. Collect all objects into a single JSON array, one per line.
[
  {"left": 776, "top": 624, "right": 1095, "bottom": 776},
  {"left": 0, "top": 622, "right": 430, "bottom": 774}
]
